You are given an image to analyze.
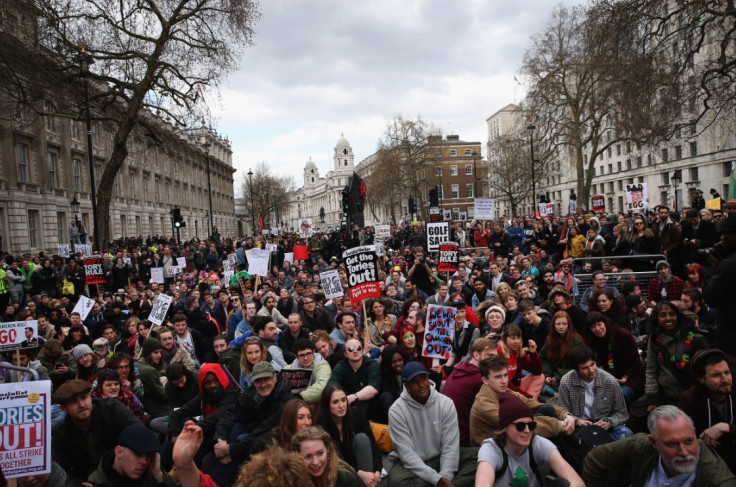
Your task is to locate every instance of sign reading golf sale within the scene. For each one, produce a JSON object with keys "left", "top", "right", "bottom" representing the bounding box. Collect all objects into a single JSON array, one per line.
[
  {"left": 426, "top": 222, "right": 450, "bottom": 252},
  {"left": 422, "top": 304, "right": 455, "bottom": 360},
  {"left": 342, "top": 246, "right": 381, "bottom": 305},
  {"left": 438, "top": 243, "right": 459, "bottom": 272},
  {"left": 0, "top": 380, "right": 52, "bottom": 479}
]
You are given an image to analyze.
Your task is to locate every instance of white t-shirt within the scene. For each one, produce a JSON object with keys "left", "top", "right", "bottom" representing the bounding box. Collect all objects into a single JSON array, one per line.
[
  {"left": 478, "top": 436, "right": 556, "bottom": 487},
  {"left": 582, "top": 379, "right": 596, "bottom": 420}
]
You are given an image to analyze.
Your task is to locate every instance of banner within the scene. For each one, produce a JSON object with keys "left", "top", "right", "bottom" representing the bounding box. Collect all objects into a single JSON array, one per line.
[
  {"left": 422, "top": 305, "right": 455, "bottom": 360},
  {"left": 57, "top": 244, "right": 70, "bottom": 258},
  {"left": 71, "top": 295, "right": 95, "bottom": 321},
  {"left": 150, "top": 267, "right": 165, "bottom": 284},
  {"left": 0, "top": 380, "right": 52, "bottom": 478},
  {"left": 438, "top": 243, "right": 459, "bottom": 273},
  {"left": 280, "top": 368, "right": 314, "bottom": 394},
  {"left": 0, "top": 321, "right": 39, "bottom": 352},
  {"left": 591, "top": 194, "right": 605, "bottom": 213},
  {"left": 625, "top": 183, "right": 649, "bottom": 210},
  {"left": 82, "top": 257, "right": 106, "bottom": 285},
  {"left": 247, "top": 248, "right": 270, "bottom": 277},
  {"left": 474, "top": 198, "right": 495, "bottom": 219},
  {"left": 320, "top": 269, "right": 344, "bottom": 300},
  {"left": 148, "top": 293, "right": 173, "bottom": 326},
  {"left": 342, "top": 246, "right": 381, "bottom": 306},
  {"left": 374, "top": 224, "right": 390, "bottom": 241},
  {"left": 426, "top": 222, "right": 450, "bottom": 252}
]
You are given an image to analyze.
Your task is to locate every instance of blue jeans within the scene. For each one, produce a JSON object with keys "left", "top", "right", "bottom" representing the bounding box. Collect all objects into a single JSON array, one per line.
[
  {"left": 609, "top": 425, "right": 634, "bottom": 441},
  {"left": 620, "top": 385, "right": 640, "bottom": 406}
]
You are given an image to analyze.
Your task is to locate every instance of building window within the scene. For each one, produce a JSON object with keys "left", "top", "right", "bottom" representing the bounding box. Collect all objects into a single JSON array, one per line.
[
  {"left": 91, "top": 122, "right": 98, "bottom": 146},
  {"left": 449, "top": 149, "right": 457, "bottom": 157},
  {"left": 607, "top": 147, "right": 612, "bottom": 158},
  {"left": 28, "top": 210, "right": 39, "bottom": 248},
  {"left": 662, "top": 172, "right": 670, "bottom": 185},
  {"left": 465, "top": 164, "right": 472, "bottom": 175},
  {"left": 451, "top": 184, "right": 459, "bottom": 198},
  {"left": 434, "top": 149, "right": 441, "bottom": 157},
  {"left": 647, "top": 154, "right": 653, "bottom": 166},
  {"left": 73, "top": 158, "right": 81, "bottom": 191},
  {"left": 16, "top": 143, "right": 29, "bottom": 183},
  {"left": 57, "top": 212, "right": 66, "bottom": 245},
  {"left": 464, "top": 149, "right": 472, "bottom": 156},
  {"left": 128, "top": 171, "right": 136, "bottom": 198},
  {"left": 450, "top": 165, "right": 458, "bottom": 176},
  {"left": 71, "top": 120, "right": 78, "bottom": 139},
  {"left": 466, "top": 184, "right": 473, "bottom": 198},
  {"left": 435, "top": 166, "right": 442, "bottom": 176},
  {"left": 608, "top": 182, "right": 614, "bottom": 192},
  {"left": 608, "top": 163, "right": 613, "bottom": 174},
  {"left": 689, "top": 141, "right": 697, "bottom": 157},
  {"left": 690, "top": 167, "right": 699, "bottom": 181},
  {"left": 618, "top": 180, "right": 624, "bottom": 191},
  {"left": 452, "top": 208, "right": 460, "bottom": 220},
  {"left": 636, "top": 156, "right": 642, "bottom": 168},
  {"left": 616, "top": 144, "right": 621, "bottom": 156},
  {"left": 626, "top": 159, "right": 631, "bottom": 170},
  {"left": 662, "top": 148, "right": 669, "bottom": 163},
  {"left": 467, "top": 207, "right": 474, "bottom": 219},
  {"left": 44, "top": 101, "right": 53, "bottom": 131},
  {"left": 599, "top": 166, "right": 603, "bottom": 176},
  {"left": 48, "top": 152, "right": 58, "bottom": 188},
  {"left": 675, "top": 145, "right": 682, "bottom": 160},
  {"left": 617, "top": 161, "right": 622, "bottom": 172},
  {"left": 94, "top": 164, "right": 102, "bottom": 191}
]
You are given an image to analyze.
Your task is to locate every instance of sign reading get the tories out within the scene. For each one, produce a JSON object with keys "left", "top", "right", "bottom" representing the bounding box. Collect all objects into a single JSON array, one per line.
[{"left": 342, "top": 246, "right": 381, "bottom": 306}]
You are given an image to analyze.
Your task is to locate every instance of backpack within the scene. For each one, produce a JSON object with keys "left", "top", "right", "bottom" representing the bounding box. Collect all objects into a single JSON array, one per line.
[{"left": 495, "top": 436, "right": 543, "bottom": 485}]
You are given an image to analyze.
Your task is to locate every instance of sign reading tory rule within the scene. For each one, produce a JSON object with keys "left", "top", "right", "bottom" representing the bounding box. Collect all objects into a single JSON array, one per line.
[{"left": 342, "top": 246, "right": 381, "bottom": 306}]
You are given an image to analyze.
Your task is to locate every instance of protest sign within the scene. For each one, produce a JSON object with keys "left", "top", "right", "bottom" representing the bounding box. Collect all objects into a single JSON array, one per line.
[
  {"left": 265, "top": 243, "right": 277, "bottom": 252},
  {"left": 292, "top": 246, "right": 309, "bottom": 261},
  {"left": 474, "top": 198, "right": 495, "bottom": 219},
  {"left": 0, "top": 380, "right": 52, "bottom": 478},
  {"left": 223, "top": 260, "right": 234, "bottom": 273},
  {"left": 71, "top": 295, "right": 95, "bottom": 321},
  {"left": 320, "top": 269, "right": 344, "bottom": 300},
  {"left": 148, "top": 293, "right": 173, "bottom": 326},
  {"left": 298, "top": 218, "right": 313, "bottom": 237},
  {"left": 374, "top": 241, "right": 384, "bottom": 257},
  {"left": 569, "top": 199, "right": 577, "bottom": 214},
  {"left": 83, "top": 257, "right": 106, "bottom": 285},
  {"left": 166, "top": 266, "right": 182, "bottom": 277},
  {"left": 283, "top": 252, "right": 294, "bottom": 264},
  {"left": 374, "top": 224, "right": 390, "bottom": 241},
  {"left": 271, "top": 227, "right": 279, "bottom": 236},
  {"left": 223, "top": 270, "right": 234, "bottom": 288},
  {"left": 443, "top": 209, "right": 452, "bottom": 221},
  {"left": 177, "top": 257, "right": 187, "bottom": 268},
  {"left": 706, "top": 197, "right": 721, "bottom": 210},
  {"left": 591, "top": 194, "right": 605, "bottom": 212},
  {"left": 261, "top": 229, "right": 270, "bottom": 236},
  {"left": 150, "top": 267, "right": 164, "bottom": 284},
  {"left": 247, "top": 248, "right": 270, "bottom": 277},
  {"left": 280, "top": 369, "right": 313, "bottom": 394},
  {"left": 0, "top": 321, "right": 39, "bottom": 352},
  {"left": 342, "top": 246, "right": 381, "bottom": 306},
  {"left": 438, "top": 243, "right": 459, "bottom": 273},
  {"left": 122, "top": 257, "right": 131, "bottom": 266},
  {"left": 459, "top": 211, "right": 467, "bottom": 221},
  {"left": 422, "top": 305, "right": 455, "bottom": 360},
  {"left": 227, "top": 254, "right": 237, "bottom": 266},
  {"left": 538, "top": 202, "right": 554, "bottom": 217},
  {"left": 426, "top": 222, "right": 450, "bottom": 252},
  {"left": 625, "top": 183, "right": 649, "bottom": 210},
  {"left": 57, "top": 244, "right": 70, "bottom": 258}
]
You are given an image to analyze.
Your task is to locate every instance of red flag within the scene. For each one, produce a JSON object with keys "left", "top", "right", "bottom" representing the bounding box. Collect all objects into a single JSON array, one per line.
[{"left": 258, "top": 217, "right": 263, "bottom": 234}]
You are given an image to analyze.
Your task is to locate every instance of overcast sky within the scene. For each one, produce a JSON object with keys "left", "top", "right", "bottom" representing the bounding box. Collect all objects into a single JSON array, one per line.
[{"left": 212, "top": 0, "right": 583, "bottom": 193}]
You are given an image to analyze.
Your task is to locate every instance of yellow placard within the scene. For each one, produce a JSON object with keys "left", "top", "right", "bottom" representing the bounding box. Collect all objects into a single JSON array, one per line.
[{"left": 706, "top": 197, "right": 721, "bottom": 210}]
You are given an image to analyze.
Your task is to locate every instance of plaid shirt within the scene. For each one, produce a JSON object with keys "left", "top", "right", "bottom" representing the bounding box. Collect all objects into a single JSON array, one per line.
[
  {"left": 647, "top": 275, "right": 684, "bottom": 303},
  {"left": 558, "top": 368, "right": 628, "bottom": 427}
]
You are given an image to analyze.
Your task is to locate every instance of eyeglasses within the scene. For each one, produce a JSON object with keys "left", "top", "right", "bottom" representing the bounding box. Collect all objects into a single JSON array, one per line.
[
  {"left": 347, "top": 345, "right": 363, "bottom": 352},
  {"left": 230, "top": 297, "right": 240, "bottom": 301},
  {"left": 297, "top": 351, "right": 314, "bottom": 359},
  {"left": 512, "top": 421, "right": 537, "bottom": 432},
  {"left": 303, "top": 300, "right": 315, "bottom": 305},
  {"left": 116, "top": 365, "right": 131, "bottom": 370},
  {"left": 713, "top": 214, "right": 724, "bottom": 218}
]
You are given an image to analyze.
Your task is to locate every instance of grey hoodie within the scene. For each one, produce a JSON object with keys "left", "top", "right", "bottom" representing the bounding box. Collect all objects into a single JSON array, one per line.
[{"left": 388, "top": 381, "right": 460, "bottom": 485}]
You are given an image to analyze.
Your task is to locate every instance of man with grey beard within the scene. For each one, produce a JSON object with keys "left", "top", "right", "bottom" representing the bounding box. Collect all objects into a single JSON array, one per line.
[{"left": 582, "top": 405, "right": 735, "bottom": 486}]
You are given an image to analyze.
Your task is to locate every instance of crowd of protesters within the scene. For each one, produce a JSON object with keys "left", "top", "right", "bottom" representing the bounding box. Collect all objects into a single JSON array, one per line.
[{"left": 1, "top": 199, "right": 736, "bottom": 486}]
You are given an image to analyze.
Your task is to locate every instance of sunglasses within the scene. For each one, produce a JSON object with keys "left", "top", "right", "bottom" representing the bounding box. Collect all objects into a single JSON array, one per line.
[
  {"left": 512, "top": 421, "right": 537, "bottom": 432},
  {"left": 347, "top": 345, "right": 363, "bottom": 352}
]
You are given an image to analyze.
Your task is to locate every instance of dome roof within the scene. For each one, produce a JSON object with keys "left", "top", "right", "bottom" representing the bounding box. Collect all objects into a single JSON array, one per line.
[
  {"left": 335, "top": 133, "right": 351, "bottom": 150},
  {"left": 305, "top": 158, "right": 317, "bottom": 170}
]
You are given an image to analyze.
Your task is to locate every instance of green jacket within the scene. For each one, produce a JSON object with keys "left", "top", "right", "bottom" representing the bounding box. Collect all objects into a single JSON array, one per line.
[
  {"left": 135, "top": 358, "right": 172, "bottom": 419},
  {"left": 582, "top": 433, "right": 736, "bottom": 487},
  {"left": 88, "top": 451, "right": 176, "bottom": 487}
]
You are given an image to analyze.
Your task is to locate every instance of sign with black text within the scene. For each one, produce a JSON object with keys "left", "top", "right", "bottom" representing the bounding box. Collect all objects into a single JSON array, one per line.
[
  {"left": 0, "top": 321, "right": 39, "bottom": 352},
  {"left": 625, "top": 183, "right": 649, "bottom": 210},
  {"left": 342, "top": 246, "right": 381, "bottom": 306},
  {"left": 438, "top": 243, "right": 459, "bottom": 272},
  {"left": 280, "top": 368, "right": 313, "bottom": 394},
  {"left": 426, "top": 222, "right": 450, "bottom": 252},
  {"left": 320, "top": 269, "right": 344, "bottom": 300},
  {"left": 83, "top": 257, "right": 106, "bottom": 285}
]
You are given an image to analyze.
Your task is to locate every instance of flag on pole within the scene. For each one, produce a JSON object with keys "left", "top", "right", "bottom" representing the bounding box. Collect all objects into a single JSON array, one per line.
[
  {"left": 258, "top": 217, "right": 263, "bottom": 234},
  {"left": 728, "top": 162, "right": 736, "bottom": 202},
  {"left": 513, "top": 75, "right": 521, "bottom": 85}
]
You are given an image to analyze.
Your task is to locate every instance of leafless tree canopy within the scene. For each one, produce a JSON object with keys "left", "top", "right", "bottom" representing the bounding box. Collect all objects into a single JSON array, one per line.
[{"left": 238, "top": 162, "right": 296, "bottom": 229}]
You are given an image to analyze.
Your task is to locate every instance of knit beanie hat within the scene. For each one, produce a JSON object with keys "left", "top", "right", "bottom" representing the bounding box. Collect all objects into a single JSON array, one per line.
[
  {"left": 485, "top": 305, "right": 507, "bottom": 322},
  {"left": 72, "top": 344, "right": 94, "bottom": 361},
  {"left": 141, "top": 337, "right": 163, "bottom": 358},
  {"left": 655, "top": 260, "right": 670, "bottom": 271},
  {"left": 497, "top": 392, "right": 534, "bottom": 430}
]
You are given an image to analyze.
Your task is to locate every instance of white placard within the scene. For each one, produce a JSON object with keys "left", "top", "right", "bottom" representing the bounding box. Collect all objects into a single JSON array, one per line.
[
  {"left": 474, "top": 198, "right": 495, "bottom": 220},
  {"left": 150, "top": 267, "right": 165, "bottom": 284},
  {"left": 166, "top": 266, "right": 182, "bottom": 277},
  {"left": 223, "top": 270, "right": 234, "bottom": 288},
  {"left": 320, "top": 269, "right": 344, "bottom": 299},
  {"left": 625, "top": 183, "right": 649, "bottom": 210},
  {"left": 0, "top": 321, "right": 39, "bottom": 352},
  {"left": 298, "top": 218, "right": 313, "bottom": 237},
  {"left": 122, "top": 257, "right": 131, "bottom": 266},
  {"left": 0, "top": 380, "right": 53, "bottom": 479},
  {"left": 71, "top": 295, "right": 95, "bottom": 321},
  {"left": 177, "top": 257, "right": 186, "bottom": 268},
  {"left": 223, "top": 261, "right": 233, "bottom": 273},
  {"left": 443, "top": 209, "right": 452, "bottom": 221},
  {"left": 374, "top": 225, "right": 390, "bottom": 241},
  {"left": 426, "top": 222, "right": 451, "bottom": 252},
  {"left": 57, "top": 244, "right": 70, "bottom": 258},
  {"left": 284, "top": 252, "right": 294, "bottom": 264},
  {"left": 271, "top": 227, "right": 279, "bottom": 236},
  {"left": 374, "top": 241, "right": 384, "bottom": 257},
  {"left": 265, "top": 243, "right": 278, "bottom": 252},
  {"left": 227, "top": 254, "right": 237, "bottom": 266},
  {"left": 148, "top": 293, "right": 173, "bottom": 326},
  {"left": 247, "top": 248, "right": 270, "bottom": 277}
]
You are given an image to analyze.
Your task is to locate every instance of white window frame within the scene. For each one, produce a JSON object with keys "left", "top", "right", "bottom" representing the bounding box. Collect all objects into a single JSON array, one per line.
[
  {"left": 450, "top": 165, "right": 458, "bottom": 176},
  {"left": 451, "top": 184, "right": 459, "bottom": 199}
]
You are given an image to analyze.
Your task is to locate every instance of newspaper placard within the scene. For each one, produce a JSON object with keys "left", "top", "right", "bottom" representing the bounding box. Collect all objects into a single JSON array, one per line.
[
  {"left": 320, "top": 269, "right": 344, "bottom": 300},
  {"left": 223, "top": 270, "right": 234, "bottom": 288},
  {"left": 166, "top": 266, "right": 182, "bottom": 277},
  {"left": 374, "top": 225, "right": 390, "bottom": 241},
  {"left": 426, "top": 222, "right": 450, "bottom": 252},
  {"left": 57, "top": 244, "right": 70, "bottom": 258},
  {"left": 223, "top": 260, "right": 233, "bottom": 273},
  {"left": 591, "top": 194, "right": 605, "bottom": 212},
  {"left": 265, "top": 244, "right": 278, "bottom": 252},
  {"left": 283, "top": 252, "right": 294, "bottom": 264},
  {"left": 422, "top": 304, "right": 455, "bottom": 360},
  {"left": 71, "top": 295, "right": 95, "bottom": 321},
  {"left": 148, "top": 293, "right": 173, "bottom": 326},
  {"left": 280, "top": 369, "right": 313, "bottom": 394},
  {"left": 177, "top": 257, "right": 187, "bottom": 268},
  {"left": 150, "top": 267, "right": 165, "bottom": 284},
  {"left": 625, "top": 183, "right": 649, "bottom": 210},
  {"left": 438, "top": 243, "right": 459, "bottom": 273},
  {"left": 83, "top": 257, "right": 106, "bottom": 285},
  {"left": 227, "top": 254, "right": 237, "bottom": 266},
  {"left": 247, "top": 248, "right": 270, "bottom": 277},
  {"left": 0, "top": 321, "right": 39, "bottom": 352},
  {"left": 474, "top": 198, "right": 495, "bottom": 220},
  {"left": 342, "top": 246, "right": 381, "bottom": 306},
  {"left": 0, "top": 380, "right": 53, "bottom": 478}
]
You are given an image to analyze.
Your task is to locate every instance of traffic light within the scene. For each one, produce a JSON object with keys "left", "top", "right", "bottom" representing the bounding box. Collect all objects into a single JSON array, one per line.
[
  {"left": 342, "top": 189, "right": 351, "bottom": 218},
  {"left": 172, "top": 207, "right": 183, "bottom": 228},
  {"left": 408, "top": 196, "right": 417, "bottom": 215}
]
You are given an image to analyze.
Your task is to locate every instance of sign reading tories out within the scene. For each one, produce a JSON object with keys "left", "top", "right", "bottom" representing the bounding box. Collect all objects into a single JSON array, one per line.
[
  {"left": 342, "top": 246, "right": 381, "bottom": 306},
  {"left": 422, "top": 304, "right": 455, "bottom": 360}
]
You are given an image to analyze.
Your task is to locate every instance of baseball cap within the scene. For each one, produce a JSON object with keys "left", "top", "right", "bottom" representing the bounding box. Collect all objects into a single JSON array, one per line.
[
  {"left": 251, "top": 361, "right": 275, "bottom": 381},
  {"left": 402, "top": 362, "right": 429, "bottom": 382}
]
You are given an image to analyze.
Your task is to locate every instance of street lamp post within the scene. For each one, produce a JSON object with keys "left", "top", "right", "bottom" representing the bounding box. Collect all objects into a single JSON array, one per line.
[
  {"left": 436, "top": 166, "right": 443, "bottom": 211},
  {"left": 75, "top": 46, "right": 98, "bottom": 250},
  {"left": 70, "top": 195, "right": 80, "bottom": 224},
  {"left": 247, "top": 169, "right": 255, "bottom": 236},
  {"left": 202, "top": 139, "right": 213, "bottom": 240},
  {"left": 527, "top": 124, "right": 537, "bottom": 216},
  {"left": 671, "top": 170, "right": 682, "bottom": 212},
  {"left": 472, "top": 151, "right": 479, "bottom": 199}
]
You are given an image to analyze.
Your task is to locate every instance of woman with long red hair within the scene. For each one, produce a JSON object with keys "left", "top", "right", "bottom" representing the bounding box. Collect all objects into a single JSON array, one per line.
[
  {"left": 540, "top": 311, "right": 583, "bottom": 395},
  {"left": 685, "top": 262, "right": 705, "bottom": 289}
]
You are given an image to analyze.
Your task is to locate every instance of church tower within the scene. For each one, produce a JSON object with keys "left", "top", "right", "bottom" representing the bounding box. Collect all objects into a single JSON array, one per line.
[
  {"left": 334, "top": 134, "right": 354, "bottom": 172},
  {"left": 304, "top": 157, "right": 318, "bottom": 186}
]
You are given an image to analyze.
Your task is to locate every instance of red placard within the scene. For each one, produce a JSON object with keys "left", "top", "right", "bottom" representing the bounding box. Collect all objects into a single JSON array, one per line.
[
  {"left": 293, "top": 245, "right": 309, "bottom": 261},
  {"left": 438, "top": 243, "right": 459, "bottom": 272},
  {"left": 591, "top": 195, "right": 605, "bottom": 213},
  {"left": 83, "top": 257, "right": 107, "bottom": 285}
]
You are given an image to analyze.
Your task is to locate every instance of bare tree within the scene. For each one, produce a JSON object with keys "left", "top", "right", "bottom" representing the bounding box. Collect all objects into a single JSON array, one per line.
[
  {"left": 0, "top": 0, "right": 260, "bottom": 249},
  {"left": 239, "top": 162, "right": 296, "bottom": 230}
]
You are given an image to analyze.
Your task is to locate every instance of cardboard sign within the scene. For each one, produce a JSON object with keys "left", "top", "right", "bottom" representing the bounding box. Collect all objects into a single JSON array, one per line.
[
  {"left": 83, "top": 257, "right": 106, "bottom": 285},
  {"left": 343, "top": 246, "right": 381, "bottom": 306},
  {"left": 227, "top": 254, "right": 237, "bottom": 266},
  {"left": 166, "top": 266, "right": 182, "bottom": 277},
  {"left": 71, "top": 295, "right": 95, "bottom": 321},
  {"left": 438, "top": 243, "right": 459, "bottom": 272},
  {"left": 57, "top": 244, "right": 70, "bottom": 258},
  {"left": 293, "top": 246, "right": 309, "bottom": 261},
  {"left": 284, "top": 252, "right": 294, "bottom": 264},
  {"left": 247, "top": 248, "right": 270, "bottom": 277},
  {"left": 320, "top": 269, "right": 344, "bottom": 300},
  {"left": 148, "top": 293, "right": 173, "bottom": 326},
  {"left": 223, "top": 270, "right": 234, "bottom": 288},
  {"left": 538, "top": 202, "right": 554, "bottom": 217},
  {"left": 374, "top": 225, "right": 390, "bottom": 241},
  {"left": 591, "top": 194, "right": 605, "bottom": 212},
  {"left": 176, "top": 257, "right": 186, "bottom": 268},
  {"left": 443, "top": 209, "right": 452, "bottom": 221},
  {"left": 280, "top": 368, "right": 313, "bottom": 394},
  {"left": 422, "top": 304, "right": 455, "bottom": 360},
  {"left": 150, "top": 267, "right": 165, "bottom": 284},
  {"left": 626, "top": 183, "right": 649, "bottom": 210},
  {"left": 474, "top": 198, "right": 495, "bottom": 219},
  {"left": 298, "top": 218, "right": 313, "bottom": 237},
  {"left": 426, "top": 222, "right": 450, "bottom": 252},
  {"left": 0, "top": 321, "right": 39, "bottom": 352},
  {"left": 0, "top": 380, "right": 53, "bottom": 478}
]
